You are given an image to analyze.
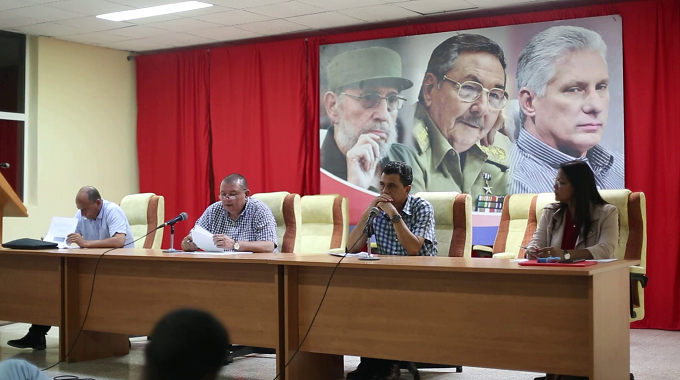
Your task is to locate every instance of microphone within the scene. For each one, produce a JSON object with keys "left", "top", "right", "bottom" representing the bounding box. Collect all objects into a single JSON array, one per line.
[
  {"left": 359, "top": 207, "right": 381, "bottom": 261},
  {"left": 0, "top": 163, "right": 9, "bottom": 168},
  {"left": 162, "top": 212, "right": 188, "bottom": 227},
  {"left": 363, "top": 207, "right": 380, "bottom": 235}
]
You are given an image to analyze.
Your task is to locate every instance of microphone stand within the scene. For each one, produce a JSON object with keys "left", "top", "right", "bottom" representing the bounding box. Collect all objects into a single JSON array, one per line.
[
  {"left": 162, "top": 224, "right": 181, "bottom": 253},
  {"left": 359, "top": 220, "right": 380, "bottom": 261}
]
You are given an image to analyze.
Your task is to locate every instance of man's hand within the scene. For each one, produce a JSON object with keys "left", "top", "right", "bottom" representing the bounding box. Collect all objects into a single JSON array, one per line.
[
  {"left": 213, "top": 234, "right": 235, "bottom": 250},
  {"left": 346, "top": 133, "right": 382, "bottom": 188},
  {"left": 480, "top": 111, "right": 505, "bottom": 147},
  {"left": 181, "top": 235, "right": 199, "bottom": 251},
  {"left": 67, "top": 233, "right": 89, "bottom": 248},
  {"left": 371, "top": 194, "right": 397, "bottom": 216}
]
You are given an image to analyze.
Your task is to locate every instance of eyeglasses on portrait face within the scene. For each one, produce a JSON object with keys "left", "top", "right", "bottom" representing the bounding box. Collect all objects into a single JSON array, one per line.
[
  {"left": 440, "top": 75, "right": 508, "bottom": 110},
  {"left": 340, "top": 92, "right": 407, "bottom": 111}
]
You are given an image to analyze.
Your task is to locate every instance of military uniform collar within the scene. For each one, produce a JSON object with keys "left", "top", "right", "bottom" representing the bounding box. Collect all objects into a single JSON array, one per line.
[{"left": 413, "top": 103, "right": 489, "bottom": 168}]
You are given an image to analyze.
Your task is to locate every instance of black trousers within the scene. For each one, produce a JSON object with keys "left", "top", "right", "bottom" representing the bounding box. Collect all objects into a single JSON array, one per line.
[
  {"left": 28, "top": 324, "right": 51, "bottom": 335},
  {"left": 354, "top": 358, "right": 397, "bottom": 378}
]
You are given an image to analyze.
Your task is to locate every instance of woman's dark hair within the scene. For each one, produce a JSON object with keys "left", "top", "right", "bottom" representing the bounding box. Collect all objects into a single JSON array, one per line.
[
  {"left": 558, "top": 160, "right": 608, "bottom": 241},
  {"left": 145, "top": 309, "right": 230, "bottom": 380}
]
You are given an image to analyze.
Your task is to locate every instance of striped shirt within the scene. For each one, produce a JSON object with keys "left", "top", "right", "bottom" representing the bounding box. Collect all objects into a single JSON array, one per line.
[{"left": 509, "top": 128, "right": 625, "bottom": 194}]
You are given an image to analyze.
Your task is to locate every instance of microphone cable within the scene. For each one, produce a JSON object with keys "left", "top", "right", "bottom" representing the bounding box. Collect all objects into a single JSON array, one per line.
[
  {"left": 41, "top": 225, "right": 166, "bottom": 373},
  {"left": 271, "top": 211, "right": 377, "bottom": 380}
]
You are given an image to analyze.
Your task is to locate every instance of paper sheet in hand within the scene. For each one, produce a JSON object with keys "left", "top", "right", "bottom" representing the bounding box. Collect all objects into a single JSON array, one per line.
[
  {"left": 44, "top": 217, "right": 79, "bottom": 249},
  {"left": 191, "top": 226, "right": 223, "bottom": 252}
]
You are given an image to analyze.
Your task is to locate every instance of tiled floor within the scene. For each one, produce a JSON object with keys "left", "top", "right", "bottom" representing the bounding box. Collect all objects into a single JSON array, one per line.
[{"left": 1, "top": 323, "right": 678, "bottom": 380}]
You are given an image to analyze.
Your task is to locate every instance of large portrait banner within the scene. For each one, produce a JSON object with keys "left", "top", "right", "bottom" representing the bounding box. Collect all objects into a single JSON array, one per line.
[{"left": 319, "top": 16, "right": 624, "bottom": 225}]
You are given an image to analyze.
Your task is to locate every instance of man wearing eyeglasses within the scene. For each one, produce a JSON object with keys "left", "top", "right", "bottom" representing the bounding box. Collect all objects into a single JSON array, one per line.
[
  {"left": 180, "top": 174, "right": 277, "bottom": 253},
  {"left": 321, "top": 47, "right": 425, "bottom": 192},
  {"left": 407, "top": 34, "right": 511, "bottom": 198},
  {"left": 512, "top": 26, "right": 624, "bottom": 194}
]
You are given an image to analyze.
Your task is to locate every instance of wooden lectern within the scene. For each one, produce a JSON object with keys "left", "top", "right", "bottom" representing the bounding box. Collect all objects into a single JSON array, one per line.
[{"left": 0, "top": 172, "right": 28, "bottom": 241}]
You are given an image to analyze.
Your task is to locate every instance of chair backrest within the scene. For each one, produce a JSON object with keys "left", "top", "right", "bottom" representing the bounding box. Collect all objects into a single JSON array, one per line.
[
  {"left": 120, "top": 193, "right": 165, "bottom": 249},
  {"left": 251, "top": 191, "right": 301, "bottom": 253},
  {"left": 414, "top": 191, "right": 472, "bottom": 257},
  {"left": 532, "top": 189, "right": 647, "bottom": 264},
  {"left": 534, "top": 193, "right": 557, "bottom": 221},
  {"left": 300, "top": 194, "right": 348, "bottom": 254},
  {"left": 600, "top": 190, "right": 647, "bottom": 265},
  {"left": 492, "top": 193, "right": 537, "bottom": 258}
]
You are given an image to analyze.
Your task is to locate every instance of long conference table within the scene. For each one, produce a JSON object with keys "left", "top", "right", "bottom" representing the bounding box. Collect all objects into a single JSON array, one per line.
[{"left": 0, "top": 248, "right": 636, "bottom": 380}]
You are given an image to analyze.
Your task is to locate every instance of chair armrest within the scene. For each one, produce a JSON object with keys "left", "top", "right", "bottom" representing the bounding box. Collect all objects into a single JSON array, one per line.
[
  {"left": 630, "top": 265, "right": 648, "bottom": 288},
  {"left": 629, "top": 265, "right": 648, "bottom": 319},
  {"left": 473, "top": 245, "right": 492, "bottom": 253},
  {"left": 492, "top": 252, "right": 516, "bottom": 259}
]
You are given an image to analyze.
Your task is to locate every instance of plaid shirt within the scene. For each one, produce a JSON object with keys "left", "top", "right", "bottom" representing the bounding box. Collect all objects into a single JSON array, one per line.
[
  {"left": 372, "top": 194, "right": 437, "bottom": 256},
  {"left": 194, "top": 198, "right": 278, "bottom": 252}
]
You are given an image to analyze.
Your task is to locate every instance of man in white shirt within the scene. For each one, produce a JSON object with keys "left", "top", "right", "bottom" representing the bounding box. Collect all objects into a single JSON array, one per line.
[{"left": 8, "top": 186, "right": 134, "bottom": 350}]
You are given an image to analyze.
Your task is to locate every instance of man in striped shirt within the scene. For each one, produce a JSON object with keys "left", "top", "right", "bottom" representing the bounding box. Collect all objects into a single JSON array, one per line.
[{"left": 511, "top": 26, "right": 624, "bottom": 194}]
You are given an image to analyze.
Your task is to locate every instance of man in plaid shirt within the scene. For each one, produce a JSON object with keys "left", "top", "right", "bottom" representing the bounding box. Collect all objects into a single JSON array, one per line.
[
  {"left": 181, "top": 174, "right": 278, "bottom": 253},
  {"left": 346, "top": 161, "right": 437, "bottom": 380},
  {"left": 348, "top": 161, "right": 437, "bottom": 257}
]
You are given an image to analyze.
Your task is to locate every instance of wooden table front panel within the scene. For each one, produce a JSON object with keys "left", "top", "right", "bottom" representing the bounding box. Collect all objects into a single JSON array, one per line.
[
  {"left": 69, "top": 257, "right": 280, "bottom": 348},
  {"left": 294, "top": 266, "right": 592, "bottom": 376},
  {"left": 0, "top": 253, "right": 61, "bottom": 326}
]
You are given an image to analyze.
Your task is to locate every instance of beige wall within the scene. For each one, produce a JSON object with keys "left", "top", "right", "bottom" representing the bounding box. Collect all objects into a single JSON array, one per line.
[{"left": 2, "top": 37, "right": 138, "bottom": 242}]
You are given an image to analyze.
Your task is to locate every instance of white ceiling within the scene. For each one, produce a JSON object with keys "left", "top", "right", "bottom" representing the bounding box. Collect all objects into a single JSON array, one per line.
[{"left": 0, "top": 0, "right": 569, "bottom": 52}]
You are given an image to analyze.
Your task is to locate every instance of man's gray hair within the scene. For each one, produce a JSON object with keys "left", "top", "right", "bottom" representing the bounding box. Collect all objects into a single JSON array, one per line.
[
  {"left": 517, "top": 26, "right": 608, "bottom": 124},
  {"left": 222, "top": 173, "right": 248, "bottom": 191}
]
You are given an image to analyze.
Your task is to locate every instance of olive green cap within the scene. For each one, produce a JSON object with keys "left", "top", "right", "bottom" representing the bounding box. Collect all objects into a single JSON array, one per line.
[{"left": 326, "top": 47, "right": 413, "bottom": 92}]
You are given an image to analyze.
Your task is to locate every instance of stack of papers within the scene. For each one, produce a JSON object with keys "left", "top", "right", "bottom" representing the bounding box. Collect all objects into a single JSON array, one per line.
[
  {"left": 329, "top": 251, "right": 372, "bottom": 258},
  {"left": 44, "top": 217, "right": 78, "bottom": 249},
  {"left": 189, "top": 226, "right": 253, "bottom": 255},
  {"left": 191, "top": 226, "right": 223, "bottom": 252}
]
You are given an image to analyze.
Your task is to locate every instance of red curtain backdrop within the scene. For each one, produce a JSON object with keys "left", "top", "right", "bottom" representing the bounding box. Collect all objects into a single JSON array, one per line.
[
  {"left": 136, "top": 50, "right": 212, "bottom": 247},
  {"left": 136, "top": 0, "right": 680, "bottom": 329},
  {"left": 209, "top": 39, "right": 311, "bottom": 195},
  {"left": 0, "top": 120, "right": 22, "bottom": 197}
]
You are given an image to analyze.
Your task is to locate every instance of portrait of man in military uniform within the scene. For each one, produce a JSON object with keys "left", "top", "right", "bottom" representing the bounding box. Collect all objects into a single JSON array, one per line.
[
  {"left": 511, "top": 26, "right": 624, "bottom": 193},
  {"left": 321, "top": 47, "right": 426, "bottom": 193},
  {"left": 403, "top": 34, "right": 512, "bottom": 199}
]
